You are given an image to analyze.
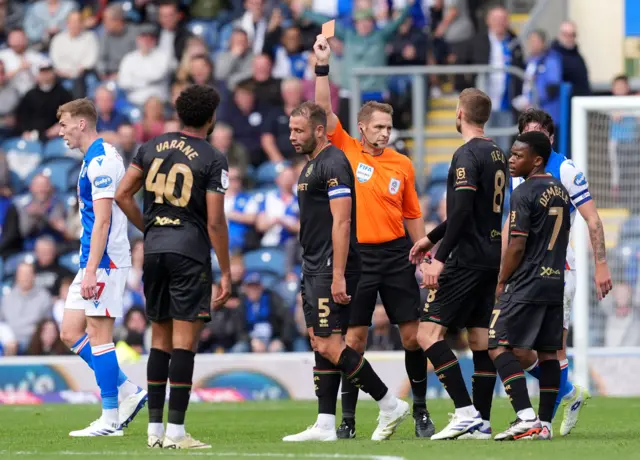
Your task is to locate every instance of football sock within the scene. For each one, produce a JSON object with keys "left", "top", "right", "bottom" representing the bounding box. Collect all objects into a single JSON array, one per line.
[
  {"left": 404, "top": 347, "right": 428, "bottom": 411},
  {"left": 424, "top": 340, "right": 472, "bottom": 409},
  {"left": 147, "top": 348, "right": 171, "bottom": 424},
  {"left": 337, "top": 346, "right": 389, "bottom": 405},
  {"left": 167, "top": 348, "right": 195, "bottom": 433},
  {"left": 314, "top": 352, "right": 341, "bottom": 421},
  {"left": 494, "top": 352, "right": 533, "bottom": 418},
  {"left": 539, "top": 359, "right": 561, "bottom": 423},
  {"left": 472, "top": 350, "right": 496, "bottom": 422},
  {"left": 340, "top": 350, "right": 362, "bottom": 420},
  {"left": 524, "top": 360, "right": 541, "bottom": 379},
  {"left": 92, "top": 343, "right": 119, "bottom": 424}
]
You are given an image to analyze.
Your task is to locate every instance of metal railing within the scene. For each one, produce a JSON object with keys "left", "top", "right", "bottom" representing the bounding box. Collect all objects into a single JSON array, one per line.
[{"left": 348, "top": 64, "right": 536, "bottom": 179}]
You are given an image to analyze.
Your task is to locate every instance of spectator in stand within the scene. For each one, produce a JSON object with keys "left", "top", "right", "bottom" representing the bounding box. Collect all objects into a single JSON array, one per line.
[
  {"left": 433, "top": 0, "right": 474, "bottom": 69},
  {"left": 187, "top": 54, "right": 223, "bottom": 95},
  {"left": 271, "top": 26, "right": 310, "bottom": 79},
  {"left": 0, "top": 189, "right": 21, "bottom": 258},
  {"left": 174, "top": 36, "right": 209, "bottom": 84},
  {"left": 95, "top": 85, "right": 130, "bottom": 133},
  {"left": 33, "top": 235, "right": 74, "bottom": 296},
  {"left": 16, "top": 174, "right": 66, "bottom": 250},
  {"left": 218, "top": 79, "right": 271, "bottom": 167},
  {"left": 225, "top": 166, "right": 258, "bottom": 252},
  {"left": 210, "top": 122, "right": 249, "bottom": 175},
  {"left": 256, "top": 166, "right": 299, "bottom": 247},
  {"left": 228, "top": 252, "right": 246, "bottom": 306},
  {"left": 24, "top": 0, "right": 77, "bottom": 51},
  {"left": 261, "top": 78, "right": 302, "bottom": 162},
  {"left": 199, "top": 282, "right": 247, "bottom": 353},
  {"left": 0, "top": 321, "right": 18, "bottom": 356},
  {"left": 0, "top": 3, "right": 25, "bottom": 40},
  {"left": 215, "top": 28, "right": 255, "bottom": 91},
  {"left": 118, "top": 24, "right": 173, "bottom": 106},
  {"left": 388, "top": 14, "right": 428, "bottom": 68},
  {"left": 52, "top": 276, "right": 72, "bottom": 326},
  {"left": 0, "top": 262, "right": 52, "bottom": 353},
  {"left": 551, "top": 21, "right": 590, "bottom": 97},
  {"left": 115, "top": 306, "right": 147, "bottom": 354},
  {"left": 97, "top": 3, "right": 138, "bottom": 80},
  {"left": 367, "top": 302, "right": 403, "bottom": 351},
  {"left": 49, "top": 10, "right": 99, "bottom": 97},
  {"left": 250, "top": 54, "right": 283, "bottom": 107},
  {"left": 26, "top": 318, "right": 68, "bottom": 355},
  {"left": 233, "top": 0, "right": 268, "bottom": 55},
  {"left": 126, "top": 239, "right": 144, "bottom": 298},
  {"left": 0, "top": 28, "right": 48, "bottom": 95},
  {"left": 301, "top": 53, "right": 340, "bottom": 113},
  {"left": 134, "top": 96, "right": 166, "bottom": 143},
  {"left": 0, "top": 60, "right": 20, "bottom": 138},
  {"left": 15, "top": 59, "right": 73, "bottom": 142},
  {"left": 156, "top": 0, "right": 192, "bottom": 67},
  {"left": 115, "top": 123, "right": 139, "bottom": 167},
  {"left": 292, "top": 293, "right": 310, "bottom": 351}
]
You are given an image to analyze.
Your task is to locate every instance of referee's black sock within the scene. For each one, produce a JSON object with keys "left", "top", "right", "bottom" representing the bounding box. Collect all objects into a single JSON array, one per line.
[
  {"left": 424, "top": 340, "right": 472, "bottom": 408},
  {"left": 314, "top": 352, "right": 341, "bottom": 416},
  {"left": 493, "top": 351, "right": 534, "bottom": 417},
  {"left": 340, "top": 369, "right": 360, "bottom": 420},
  {"left": 404, "top": 348, "right": 427, "bottom": 411},
  {"left": 168, "top": 348, "right": 195, "bottom": 427},
  {"left": 337, "top": 346, "right": 388, "bottom": 402},
  {"left": 538, "top": 359, "right": 560, "bottom": 424},
  {"left": 472, "top": 350, "right": 496, "bottom": 422},
  {"left": 147, "top": 348, "right": 171, "bottom": 424}
]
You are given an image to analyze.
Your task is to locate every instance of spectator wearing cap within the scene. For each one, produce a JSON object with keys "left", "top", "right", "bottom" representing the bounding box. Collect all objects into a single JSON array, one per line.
[
  {"left": 0, "top": 60, "right": 20, "bottom": 139},
  {"left": 33, "top": 235, "right": 74, "bottom": 297},
  {"left": 0, "top": 29, "right": 48, "bottom": 95},
  {"left": 261, "top": 78, "right": 302, "bottom": 162},
  {"left": 157, "top": 0, "right": 192, "bottom": 66},
  {"left": 24, "top": 0, "right": 78, "bottom": 51},
  {"left": 97, "top": 4, "right": 138, "bottom": 80},
  {"left": 215, "top": 28, "right": 255, "bottom": 91},
  {"left": 118, "top": 23, "right": 173, "bottom": 106},
  {"left": 256, "top": 166, "right": 299, "bottom": 247},
  {"left": 210, "top": 123, "right": 250, "bottom": 176},
  {"left": 551, "top": 21, "right": 590, "bottom": 97},
  {"left": 15, "top": 58, "right": 72, "bottom": 142},
  {"left": 224, "top": 166, "right": 259, "bottom": 252},
  {"left": 233, "top": 0, "right": 269, "bottom": 55},
  {"left": 95, "top": 84, "right": 130, "bottom": 133}
]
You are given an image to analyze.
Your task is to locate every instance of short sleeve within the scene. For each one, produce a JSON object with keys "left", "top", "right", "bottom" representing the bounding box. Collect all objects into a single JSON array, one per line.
[
  {"left": 560, "top": 160, "right": 591, "bottom": 208},
  {"left": 87, "top": 156, "right": 121, "bottom": 200},
  {"left": 402, "top": 161, "right": 423, "bottom": 219},
  {"left": 323, "top": 154, "right": 354, "bottom": 201},
  {"left": 452, "top": 149, "right": 479, "bottom": 192},
  {"left": 206, "top": 155, "right": 229, "bottom": 195},
  {"left": 130, "top": 143, "right": 145, "bottom": 172},
  {"left": 509, "top": 188, "right": 531, "bottom": 238}
]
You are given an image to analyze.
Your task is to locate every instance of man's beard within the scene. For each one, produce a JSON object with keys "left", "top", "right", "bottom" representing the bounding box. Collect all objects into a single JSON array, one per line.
[
  {"left": 455, "top": 117, "right": 462, "bottom": 134},
  {"left": 300, "top": 137, "right": 318, "bottom": 156}
]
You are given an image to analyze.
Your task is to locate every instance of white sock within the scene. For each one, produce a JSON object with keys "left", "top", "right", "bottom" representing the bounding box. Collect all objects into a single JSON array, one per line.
[
  {"left": 563, "top": 386, "right": 576, "bottom": 401},
  {"left": 166, "top": 423, "right": 185, "bottom": 440},
  {"left": 541, "top": 421, "right": 552, "bottom": 431},
  {"left": 118, "top": 380, "right": 140, "bottom": 401},
  {"left": 480, "top": 419, "right": 491, "bottom": 430},
  {"left": 454, "top": 405, "right": 479, "bottom": 419},
  {"left": 315, "top": 413, "right": 336, "bottom": 430},
  {"left": 148, "top": 422, "right": 164, "bottom": 438},
  {"left": 524, "top": 360, "right": 539, "bottom": 372},
  {"left": 516, "top": 408, "right": 537, "bottom": 421},
  {"left": 102, "top": 408, "right": 119, "bottom": 425},
  {"left": 377, "top": 391, "right": 398, "bottom": 412}
]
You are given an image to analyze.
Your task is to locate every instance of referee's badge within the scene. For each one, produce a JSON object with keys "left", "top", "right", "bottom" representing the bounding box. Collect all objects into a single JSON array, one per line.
[
  {"left": 389, "top": 178, "right": 401, "bottom": 195},
  {"left": 356, "top": 163, "right": 374, "bottom": 183}
]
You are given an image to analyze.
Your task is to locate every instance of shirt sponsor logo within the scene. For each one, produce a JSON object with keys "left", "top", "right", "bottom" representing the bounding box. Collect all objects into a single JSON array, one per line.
[
  {"left": 388, "top": 178, "right": 401, "bottom": 195},
  {"left": 93, "top": 175, "right": 112, "bottom": 188},
  {"left": 356, "top": 163, "right": 374, "bottom": 183},
  {"left": 573, "top": 172, "right": 587, "bottom": 186}
]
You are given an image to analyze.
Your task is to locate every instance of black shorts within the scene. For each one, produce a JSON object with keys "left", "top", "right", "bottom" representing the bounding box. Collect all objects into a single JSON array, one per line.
[
  {"left": 488, "top": 299, "right": 563, "bottom": 351},
  {"left": 421, "top": 262, "right": 498, "bottom": 329},
  {"left": 302, "top": 273, "right": 360, "bottom": 337},
  {"left": 143, "top": 252, "right": 212, "bottom": 323},
  {"left": 350, "top": 238, "right": 420, "bottom": 326}
]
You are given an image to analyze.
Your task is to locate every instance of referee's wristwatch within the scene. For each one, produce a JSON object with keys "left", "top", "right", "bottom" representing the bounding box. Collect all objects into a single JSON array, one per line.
[{"left": 422, "top": 252, "right": 433, "bottom": 264}]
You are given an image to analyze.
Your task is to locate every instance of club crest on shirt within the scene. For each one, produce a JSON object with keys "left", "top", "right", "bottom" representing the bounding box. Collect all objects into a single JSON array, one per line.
[
  {"left": 389, "top": 178, "right": 401, "bottom": 195},
  {"left": 356, "top": 163, "right": 374, "bottom": 183},
  {"left": 305, "top": 163, "right": 314, "bottom": 177}
]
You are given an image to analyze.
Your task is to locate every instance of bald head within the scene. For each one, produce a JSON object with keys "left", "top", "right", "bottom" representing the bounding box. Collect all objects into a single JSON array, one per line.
[
  {"left": 558, "top": 21, "right": 577, "bottom": 48},
  {"left": 487, "top": 6, "right": 509, "bottom": 38}
]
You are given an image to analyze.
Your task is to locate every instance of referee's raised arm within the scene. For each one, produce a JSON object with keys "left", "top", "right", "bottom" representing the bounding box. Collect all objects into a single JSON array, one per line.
[{"left": 313, "top": 34, "right": 339, "bottom": 136}]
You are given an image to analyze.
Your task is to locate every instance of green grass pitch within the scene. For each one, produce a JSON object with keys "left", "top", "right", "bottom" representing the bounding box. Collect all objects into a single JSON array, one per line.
[{"left": 0, "top": 398, "right": 638, "bottom": 460}]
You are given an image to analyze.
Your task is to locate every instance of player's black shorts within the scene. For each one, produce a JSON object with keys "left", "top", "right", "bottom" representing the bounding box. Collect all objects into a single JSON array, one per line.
[
  {"left": 421, "top": 262, "right": 498, "bottom": 329},
  {"left": 488, "top": 298, "right": 563, "bottom": 351},
  {"left": 350, "top": 238, "right": 420, "bottom": 326},
  {"left": 302, "top": 273, "right": 360, "bottom": 337},
  {"left": 143, "top": 252, "right": 212, "bottom": 323}
]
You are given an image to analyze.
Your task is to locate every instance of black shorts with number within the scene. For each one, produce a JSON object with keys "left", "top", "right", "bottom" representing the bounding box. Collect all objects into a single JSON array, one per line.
[
  {"left": 421, "top": 262, "right": 498, "bottom": 329},
  {"left": 488, "top": 298, "right": 563, "bottom": 351},
  {"left": 143, "top": 252, "right": 213, "bottom": 323},
  {"left": 350, "top": 238, "right": 420, "bottom": 326},
  {"left": 302, "top": 273, "right": 360, "bottom": 337}
]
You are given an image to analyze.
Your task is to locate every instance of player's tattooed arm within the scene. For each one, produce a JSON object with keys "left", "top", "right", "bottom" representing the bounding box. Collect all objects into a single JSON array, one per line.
[{"left": 577, "top": 200, "right": 613, "bottom": 299}]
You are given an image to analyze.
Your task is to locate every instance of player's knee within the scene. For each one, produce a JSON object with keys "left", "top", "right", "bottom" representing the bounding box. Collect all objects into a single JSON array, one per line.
[
  {"left": 314, "top": 336, "right": 340, "bottom": 364},
  {"left": 59, "top": 327, "right": 81, "bottom": 348},
  {"left": 398, "top": 321, "right": 419, "bottom": 350},
  {"left": 511, "top": 347, "right": 530, "bottom": 363},
  {"left": 488, "top": 347, "right": 503, "bottom": 361},
  {"left": 345, "top": 328, "right": 367, "bottom": 353},
  {"left": 416, "top": 323, "right": 443, "bottom": 350},
  {"left": 557, "top": 347, "right": 567, "bottom": 361}
]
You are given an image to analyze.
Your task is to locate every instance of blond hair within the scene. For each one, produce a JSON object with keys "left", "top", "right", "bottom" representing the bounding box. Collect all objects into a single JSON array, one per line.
[{"left": 57, "top": 98, "right": 98, "bottom": 127}]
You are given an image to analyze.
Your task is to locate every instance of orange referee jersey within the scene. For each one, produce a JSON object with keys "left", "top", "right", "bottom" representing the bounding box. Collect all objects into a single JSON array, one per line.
[{"left": 328, "top": 119, "right": 422, "bottom": 244}]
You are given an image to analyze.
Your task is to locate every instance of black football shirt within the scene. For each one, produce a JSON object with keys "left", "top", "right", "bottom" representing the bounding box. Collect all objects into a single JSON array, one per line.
[
  {"left": 504, "top": 174, "right": 571, "bottom": 304},
  {"left": 446, "top": 137, "right": 508, "bottom": 269},
  {"left": 297, "top": 145, "right": 361, "bottom": 275},
  {"left": 131, "top": 132, "right": 229, "bottom": 264}
]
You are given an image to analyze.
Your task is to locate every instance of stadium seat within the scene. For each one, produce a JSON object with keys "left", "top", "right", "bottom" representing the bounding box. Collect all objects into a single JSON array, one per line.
[
  {"left": 216, "top": 22, "right": 234, "bottom": 51},
  {"left": 274, "top": 280, "right": 299, "bottom": 308},
  {"left": 247, "top": 185, "right": 278, "bottom": 206},
  {"left": 2, "top": 137, "right": 43, "bottom": 156},
  {"left": 187, "top": 20, "right": 218, "bottom": 50},
  {"left": 9, "top": 170, "right": 25, "bottom": 194},
  {"left": 59, "top": 252, "right": 80, "bottom": 273},
  {"left": 3, "top": 252, "right": 35, "bottom": 280},
  {"left": 43, "top": 138, "right": 72, "bottom": 159},
  {"left": 429, "top": 162, "right": 449, "bottom": 184},
  {"left": 29, "top": 158, "right": 83, "bottom": 193},
  {"left": 243, "top": 248, "right": 287, "bottom": 278},
  {"left": 619, "top": 215, "right": 640, "bottom": 243},
  {"left": 256, "top": 161, "right": 290, "bottom": 185}
]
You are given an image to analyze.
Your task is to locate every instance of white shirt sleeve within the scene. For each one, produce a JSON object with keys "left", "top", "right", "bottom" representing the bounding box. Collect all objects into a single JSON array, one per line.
[
  {"left": 87, "top": 156, "right": 121, "bottom": 201},
  {"left": 560, "top": 159, "right": 591, "bottom": 208}
]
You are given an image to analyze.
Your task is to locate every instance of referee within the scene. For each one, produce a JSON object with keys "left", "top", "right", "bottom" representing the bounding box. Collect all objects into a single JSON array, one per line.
[{"left": 313, "top": 34, "right": 435, "bottom": 439}]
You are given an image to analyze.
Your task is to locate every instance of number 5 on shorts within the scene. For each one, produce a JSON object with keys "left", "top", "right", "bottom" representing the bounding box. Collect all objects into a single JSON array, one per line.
[{"left": 318, "top": 298, "right": 330, "bottom": 318}]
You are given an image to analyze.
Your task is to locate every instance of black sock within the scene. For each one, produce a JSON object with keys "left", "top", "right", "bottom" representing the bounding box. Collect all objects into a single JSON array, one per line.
[
  {"left": 314, "top": 352, "right": 341, "bottom": 416},
  {"left": 340, "top": 368, "right": 360, "bottom": 420},
  {"left": 424, "top": 340, "right": 472, "bottom": 408},
  {"left": 337, "top": 346, "right": 388, "bottom": 401},
  {"left": 168, "top": 348, "right": 195, "bottom": 426},
  {"left": 405, "top": 348, "right": 427, "bottom": 411},
  {"left": 538, "top": 359, "right": 560, "bottom": 423},
  {"left": 147, "top": 348, "right": 171, "bottom": 423},
  {"left": 472, "top": 350, "right": 496, "bottom": 421},
  {"left": 493, "top": 351, "right": 532, "bottom": 415}
]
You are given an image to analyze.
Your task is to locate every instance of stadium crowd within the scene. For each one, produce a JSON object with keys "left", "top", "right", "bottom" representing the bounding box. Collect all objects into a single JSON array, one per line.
[{"left": 1, "top": 0, "right": 630, "bottom": 357}]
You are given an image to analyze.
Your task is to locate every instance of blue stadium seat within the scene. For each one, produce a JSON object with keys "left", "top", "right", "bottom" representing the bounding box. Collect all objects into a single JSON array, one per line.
[
  {"left": 427, "top": 183, "right": 446, "bottom": 205},
  {"left": 29, "top": 158, "right": 83, "bottom": 193},
  {"left": 256, "top": 161, "right": 290, "bottom": 185},
  {"left": 67, "top": 162, "right": 82, "bottom": 192},
  {"left": 125, "top": 106, "right": 143, "bottom": 123},
  {"left": 274, "top": 280, "right": 299, "bottom": 308},
  {"left": 43, "top": 138, "right": 72, "bottom": 159},
  {"left": 619, "top": 215, "right": 640, "bottom": 243},
  {"left": 2, "top": 138, "right": 43, "bottom": 156},
  {"left": 59, "top": 252, "right": 80, "bottom": 273},
  {"left": 429, "top": 162, "right": 449, "bottom": 184},
  {"left": 247, "top": 185, "right": 278, "bottom": 207},
  {"left": 243, "top": 248, "right": 286, "bottom": 278},
  {"left": 261, "top": 274, "right": 281, "bottom": 290},
  {"left": 187, "top": 20, "right": 218, "bottom": 50},
  {"left": 3, "top": 252, "right": 35, "bottom": 280},
  {"left": 9, "top": 170, "right": 25, "bottom": 194}
]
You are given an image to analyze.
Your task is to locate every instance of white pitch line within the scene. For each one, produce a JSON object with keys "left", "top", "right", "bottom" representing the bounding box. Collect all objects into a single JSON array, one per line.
[{"left": 2, "top": 451, "right": 406, "bottom": 460}]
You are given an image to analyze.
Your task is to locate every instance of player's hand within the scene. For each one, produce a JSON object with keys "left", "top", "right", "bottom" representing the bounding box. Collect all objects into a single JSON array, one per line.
[
  {"left": 213, "top": 273, "right": 232, "bottom": 309},
  {"left": 495, "top": 282, "right": 506, "bottom": 300},
  {"left": 594, "top": 261, "right": 613, "bottom": 300},
  {"left": 331, "top": 274, "right": 351, "bottom": 305},
  {"left": 409, "top": 236, "right": 434, "bottom": 264},
  {"left": 313, "top": 34, "right": 331, "bottom": 65},
  {"left": 81, "top": 270, "right": 98, "bottom": 300},
  {"left": 422, "top": 259, "right": 444, "bottom": 289}
]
